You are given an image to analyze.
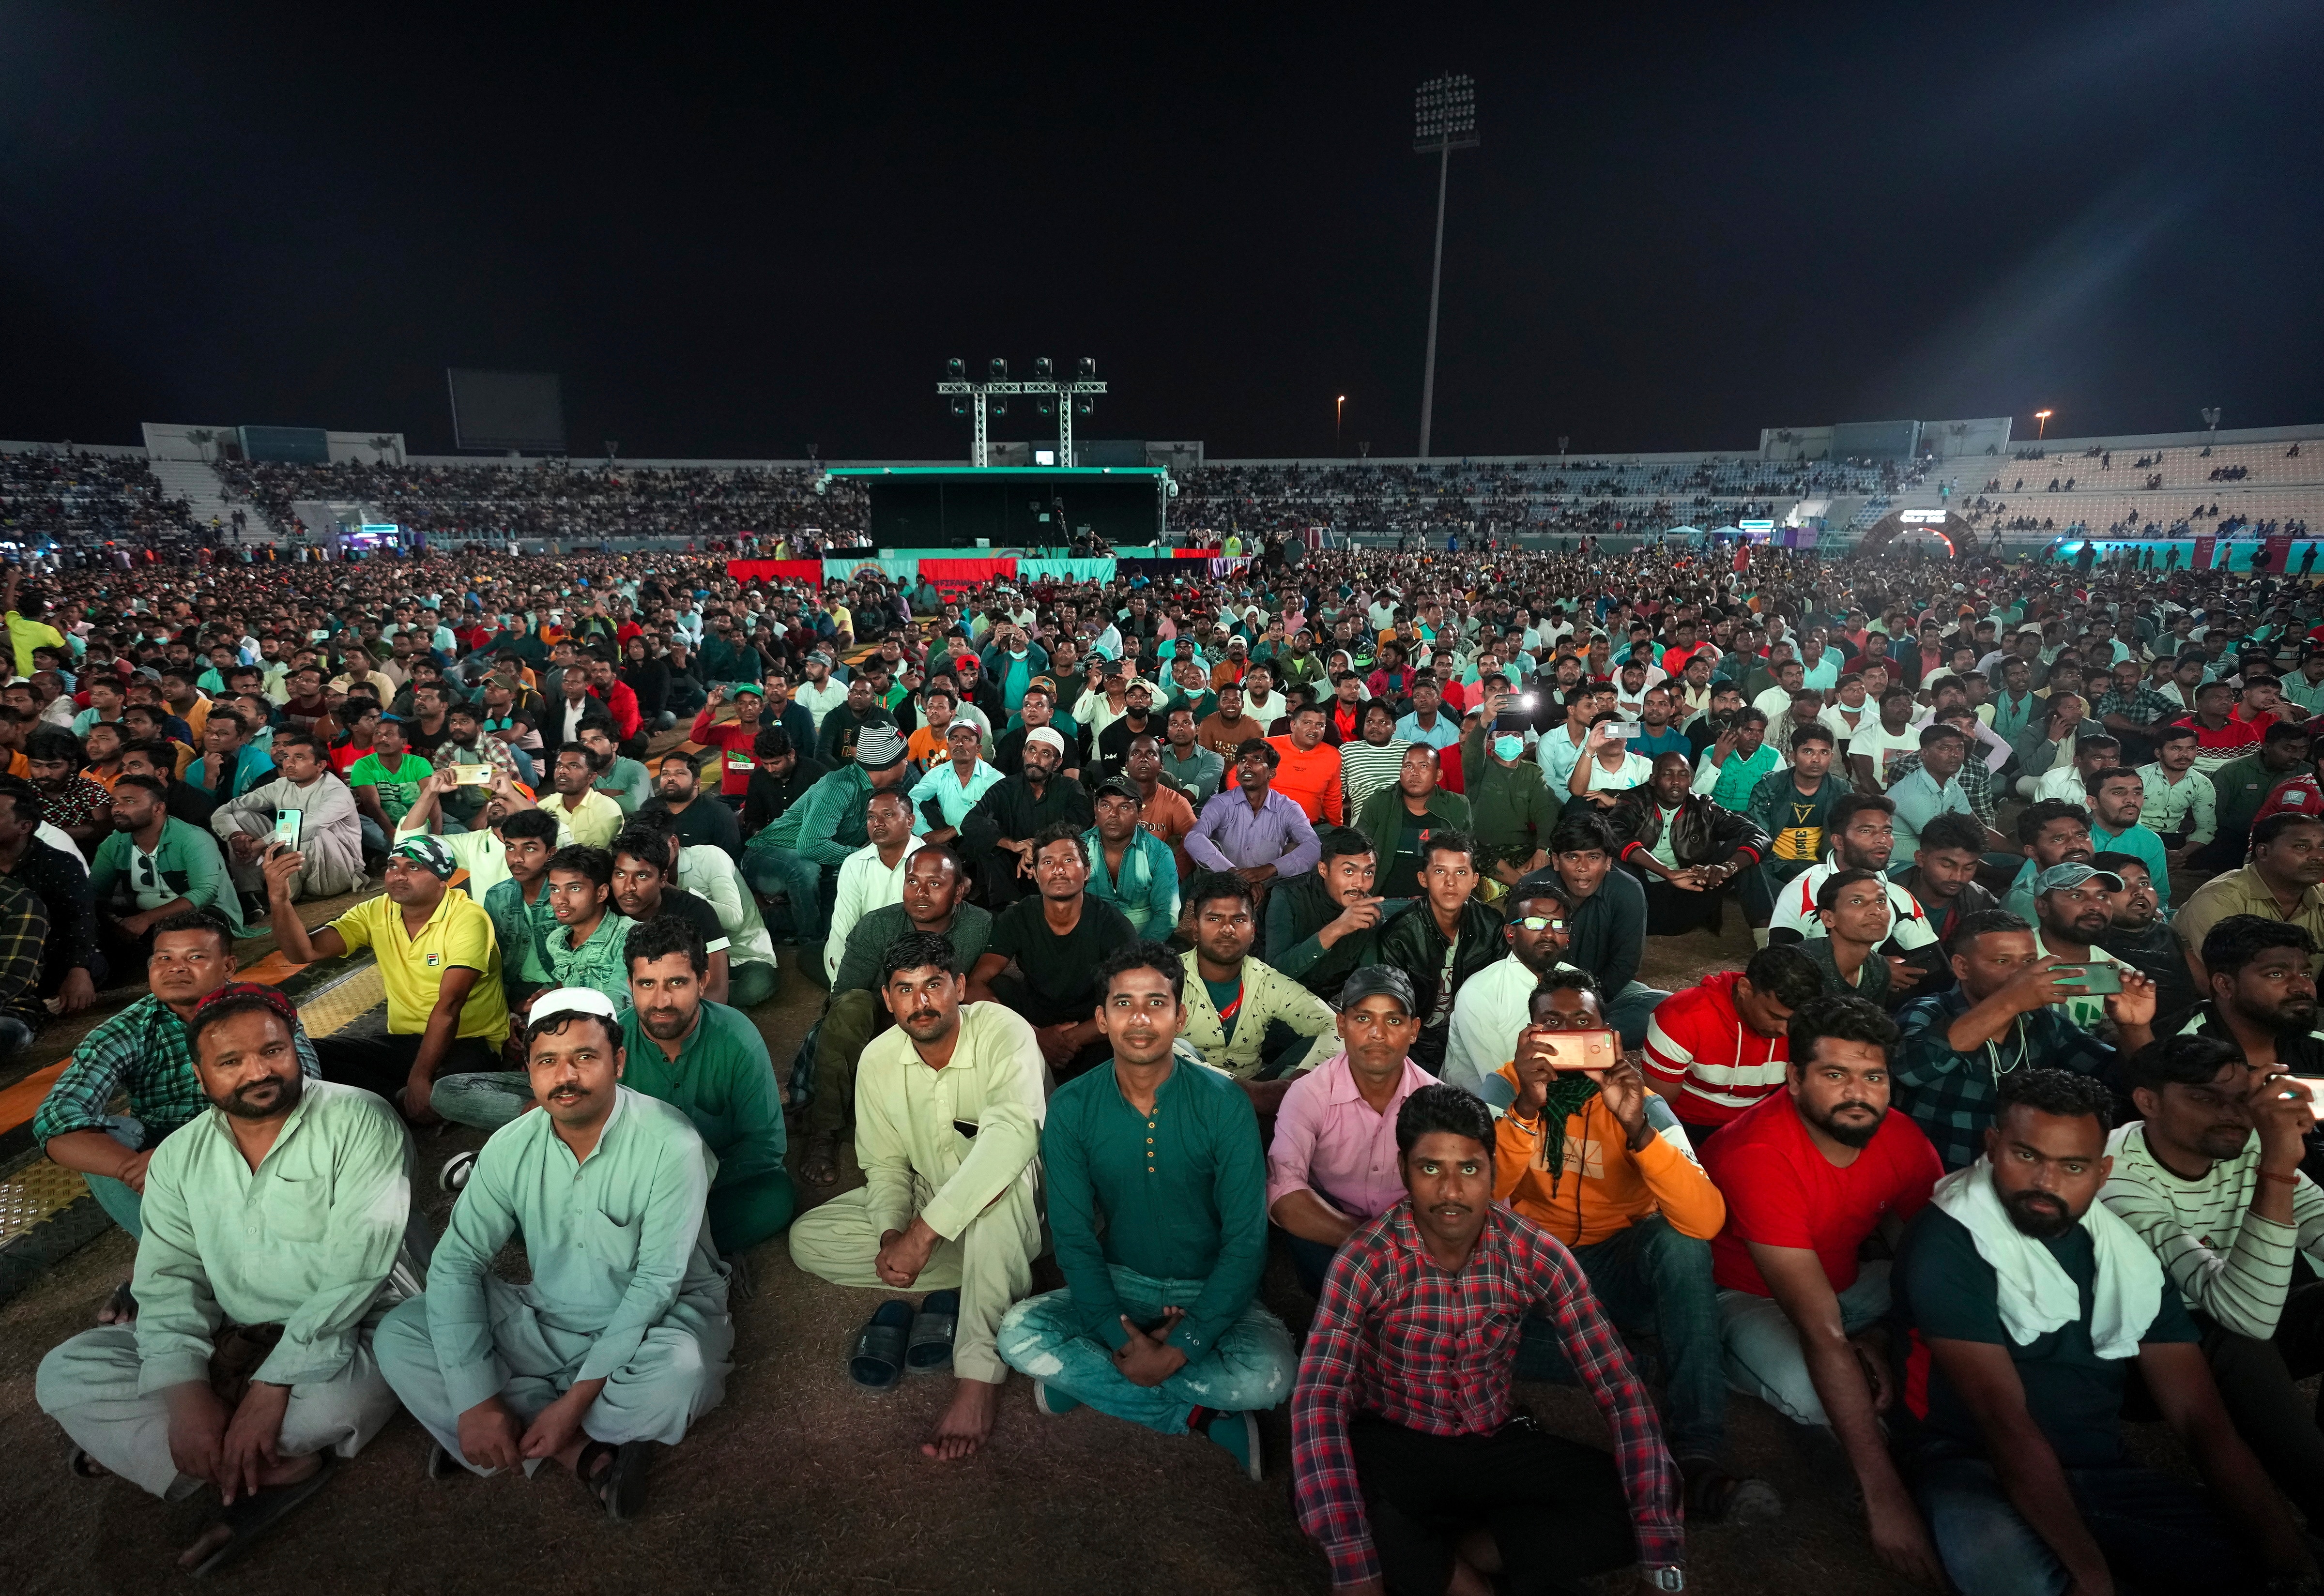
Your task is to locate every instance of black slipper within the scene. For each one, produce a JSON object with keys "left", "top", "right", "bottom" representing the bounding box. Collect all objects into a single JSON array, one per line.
[
  {"left": 577, "top": 1438, "right": 651, "bottom": 1521},
  {"left": 905, "top": 1290, "right": 960, "bottom": 1374},
  {"left": 189, "top": 1452, "right": 337, "bottom": 1581},
  {"left": 849, "top": 1299, "right": 916, "bottom": 1389}
]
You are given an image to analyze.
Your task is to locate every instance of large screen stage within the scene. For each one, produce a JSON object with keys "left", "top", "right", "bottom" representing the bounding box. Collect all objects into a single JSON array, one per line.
[{"left": 834, "top": 467, "right": 1167, "bottom": 549}]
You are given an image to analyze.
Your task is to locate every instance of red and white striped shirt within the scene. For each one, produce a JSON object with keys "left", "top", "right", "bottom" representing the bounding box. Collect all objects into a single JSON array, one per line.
[{"left": 1641, "top": 970, "right": 1791, "bottom": 1129}]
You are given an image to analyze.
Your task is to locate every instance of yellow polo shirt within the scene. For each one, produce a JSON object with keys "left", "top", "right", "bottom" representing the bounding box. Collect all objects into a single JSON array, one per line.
[{"left": 327, "top": 889, "right": 510, "bottom": 1043}]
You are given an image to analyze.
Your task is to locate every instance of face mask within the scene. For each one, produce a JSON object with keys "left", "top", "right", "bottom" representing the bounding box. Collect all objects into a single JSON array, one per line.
[
  {"left": 1009, "top": 648, "right": 1027, "bottom": 660},
  {"left": 1493, "top": 735, "right": 1526, "bottom": 762}
]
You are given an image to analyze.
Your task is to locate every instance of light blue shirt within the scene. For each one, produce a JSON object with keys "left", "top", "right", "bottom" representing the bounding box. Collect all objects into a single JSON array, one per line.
[
  {"left": 2091, "top": 821, "right": 2173, "bottom": 911},
  {"left": 1887, "top": 766, "right": 1974, "bottom": 857},
  {"left": 1084, "top": 824, "right": 1181, "bottom": 937},
  {"left": 1536, "top": 722, "right": 1592, "bottom": 789},
  {"left": 1392, "top": 710, "right": 1463, "bottom": 750},
  {"left": 907, "top": 758, "right": 1005, "bottom": 829}
]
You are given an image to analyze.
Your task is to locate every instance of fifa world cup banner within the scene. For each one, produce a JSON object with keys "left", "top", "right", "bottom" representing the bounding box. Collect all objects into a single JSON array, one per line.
[{"left": 2191, "top": 534, "right": 2216, "bottom": 571}]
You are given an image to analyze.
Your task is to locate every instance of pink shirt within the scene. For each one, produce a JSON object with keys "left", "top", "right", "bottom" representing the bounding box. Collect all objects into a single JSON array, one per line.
[{"left": 1265, "top": 1050, "right": 1437, "bottom": 1221}]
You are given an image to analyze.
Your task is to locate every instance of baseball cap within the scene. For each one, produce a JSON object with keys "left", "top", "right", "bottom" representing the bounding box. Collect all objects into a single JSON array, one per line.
[
  {"left": 2035, "top": 863, "right": 2122, "bottom": 895},
  {"left": 1337, "top": 964, "right": 1417, "bottom": 1015},
  {"left": 1093, "top": 775, "right": 1140, "bottom": 802}
]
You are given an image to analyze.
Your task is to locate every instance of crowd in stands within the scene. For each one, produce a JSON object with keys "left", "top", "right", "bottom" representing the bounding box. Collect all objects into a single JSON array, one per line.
[
  {"left": 0, "top": 449, "right": 199, "bottom": 551},
  {"left": 10, "top": 531, "right": 2324, "bottom": 1594}
]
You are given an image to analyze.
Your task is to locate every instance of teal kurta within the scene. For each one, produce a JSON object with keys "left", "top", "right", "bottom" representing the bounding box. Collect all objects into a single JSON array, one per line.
[
  {"left": 618, "top": 1000, "right": 788, "bottom": 1189},
  {"left": 89, "top": 817, "right": 247, "bottom": 936},
  {"left": 545, "top": 908, "right": 634, "bottom": 1003},
  {"left": 132, "top": 1079, "right": 411, "bottom": 1390},
  {"left": 423, "top": 1087, "right": 727, "bottom": 1414}
]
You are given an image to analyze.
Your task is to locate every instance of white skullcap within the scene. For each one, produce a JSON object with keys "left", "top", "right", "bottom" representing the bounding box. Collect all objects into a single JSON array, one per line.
[{"left": 1025, "top": 727, "right": 1067, "bottom": 754}]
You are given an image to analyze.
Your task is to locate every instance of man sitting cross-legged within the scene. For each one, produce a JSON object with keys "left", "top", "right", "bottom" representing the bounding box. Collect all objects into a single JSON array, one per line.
[
  {"left": 1702, "top": 994, "right": 1949, "bottom": 1587},
  {"left": 788, "top": 931, "right": 1047, "bottom": 1461},
  {"left": 1492, "top": 969, "right": 1778, "bottom": 1527},
  {"left": 375, "top": 988, "right": 733, "bottom": 1521},
  {"left": 1889, "top": 1068, "right": 2318, "bottom": 1596},
  {"left": 998, "top": 942, "right": 1293, "bottom": 1479},
  {"left": 2099, "top": 1034, "right": 2324, "bottom": 1524},
  {"left": 37, "top": 985, "right": 413, "bottom": 1577},
  {"left": 1289, "top": 1082, "right": 1688, "bottom": 1596}
]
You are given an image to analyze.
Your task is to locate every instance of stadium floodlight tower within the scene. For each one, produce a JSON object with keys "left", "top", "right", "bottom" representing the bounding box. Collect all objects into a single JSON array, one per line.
[
  {"left": 1412, "top": 74, "right": 1478, "bottom": 461},
  {"left": 940, "top": 357, "right": 1107, "bottom": 467}
]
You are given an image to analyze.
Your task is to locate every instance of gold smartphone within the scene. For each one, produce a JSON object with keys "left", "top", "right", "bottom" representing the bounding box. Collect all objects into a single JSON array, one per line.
[
  {"left": 1537, "top": 1027, "right": 1621, "bottom": 1072},
  {"left": 453, "top": 764, "right": 491, "bottom": 787}
]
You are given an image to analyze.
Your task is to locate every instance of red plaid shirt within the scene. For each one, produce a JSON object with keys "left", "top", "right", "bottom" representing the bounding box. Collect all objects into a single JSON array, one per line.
[{"left": 1290, "top": 1202, "right": 1683, "bottom": 1586}]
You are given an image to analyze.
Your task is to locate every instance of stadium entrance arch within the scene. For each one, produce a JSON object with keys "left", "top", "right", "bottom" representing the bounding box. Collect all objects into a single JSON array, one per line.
[{"left": 1856, "top": 506, "right": 1972, "bottom": 559}]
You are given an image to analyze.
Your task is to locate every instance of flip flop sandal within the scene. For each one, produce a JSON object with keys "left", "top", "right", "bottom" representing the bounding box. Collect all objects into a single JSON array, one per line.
[
  {"left": 425, "top": 1442, "right": 458, "bottom": 1481},
  {"left": 576, "top": 1438, "right": 651, "bottom": 1522},
  {"left": 722, "top": 1250, "right": 757, "bottom": 1303},
  {"left": 189, "top": 1452, "right": 337, "bottom": 1581},
  {"left": 848, "top": 1299, "right": 916, "bottom": 1390},
  {"left": 68, "top": 1447, "right": 107, "bottom": 1479},
  {"left": 905, "top": 1290, "right": 960, "bottom": 1375}
]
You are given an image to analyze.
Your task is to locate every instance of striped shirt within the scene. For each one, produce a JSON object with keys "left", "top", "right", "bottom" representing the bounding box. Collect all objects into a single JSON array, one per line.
[
  {"left": 1338, "top": 738, "right": 1412, "bottom": 818},
  {"left": 2099, "top": 1121, "right": 2324, "bottom": 1340}
]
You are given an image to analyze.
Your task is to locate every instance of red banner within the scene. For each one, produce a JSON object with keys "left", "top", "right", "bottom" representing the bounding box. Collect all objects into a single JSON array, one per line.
[
  {"left": 2266, "top": 527, "right": 2295, "bottom": 573},
  {"left": 726, "top": 559, "right": 823, "bottom": 584},
  {"left": 2191, "top": 535, "right": 2216, "bottom": 571},
  {"left": 917, "top": 557, "right": 1016, "bottom": 593}
]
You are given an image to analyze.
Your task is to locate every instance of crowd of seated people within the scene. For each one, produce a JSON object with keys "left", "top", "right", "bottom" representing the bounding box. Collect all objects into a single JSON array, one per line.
[
  {"left": 14, "top": 536, "right": 2324, "bottom": 1593},
  {"left": 0, "top": 448, "right": 198, "bottom": 550}
]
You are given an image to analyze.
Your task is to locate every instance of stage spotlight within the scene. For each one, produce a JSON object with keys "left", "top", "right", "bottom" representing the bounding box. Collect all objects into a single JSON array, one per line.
[
  {"left": 947, "top": 358, "right": 965, "bottom": 381},
  {"left": 1076, "top": 357, "right": 1096, "bottom": 380},
  {"left": 1033, "top": 357, "right": 1054, "bottom": 381},
  {"left": 990, "top": 358, "right": 1009, "bottom": 381}
]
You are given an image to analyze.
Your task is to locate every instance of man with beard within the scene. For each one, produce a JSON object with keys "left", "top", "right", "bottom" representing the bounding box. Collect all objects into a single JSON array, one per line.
[
  {"left": 1441, "top": 884, "right": 1581, "bottom": 1103},
  {"left": 25, "top": 726, "right": 112, "bottom": 854},
  {"left": 1089, "top": 678, "right": 1160, "bottom": 789},
  {"left": 639, "top": 750, "right": 740, "bottom": 860},
  {"left": 1084, "top": 775, "right": 1179, "bottom": 938},
  {"left": 89, "top": 772, "right": 246, "bottom": 974},
  {"left": 2087, "top": 852, "right": 2198, "bottom": 1020},
  {"left": 1159, "top": 703, "right": 1226, "bottom": 805},
  {"left": 2000, "top": 799, "right": 2097, "bottom": 924},
  {"left": 1513, "top": 810, "right": 1667, "bottom": 1048},
  {"left": 576, "top": 723, "right": 650, "bottom": 818},
  {"left": 816, "top": 671, "right": 881, "bottom": 769},
  {"left": 968, "top": 823, "right": 1133, "bottom": 1081},
  {"left": 738, "top": 727, "right": 826, "bottom": 843},
  {"left": 746, "top": 719, "right": 912, "bottom": 940},
  {"left": 1884, "top": 724, "right": 1976, "bottom": 860},
  {"left": 534, "top": 744, "right": 625, "bottom": 851},
  {"left": 2026, "top": 863, "right": 2136, "bottom": 1032},
  {"left": 1184, "top": 739, "right": 1321, "bottom": 922},
  {"left": 271, "top": 836, "right": 509, "bottom": 1121},
  {"left": 789, "top": 931, "right": 1046, "bottom": 1460},
  {"left": 793, "top": 649, "right": 848, "bottom": 733},
  {"left": 1895, "top": 911, "right": 2156, "bottom": 1171},
  {"left": 1290, "top": 1081, "right": 1688, "bottom": 1596},
  {"left": 1607, "top": 748, "right": 1769, "bottom": 938},
  {"left": 999, "top": 943, "right": 1289, "bottom": 1479},
  {"left": 1357, "top": 742, "right": 1469, "bottom": 899},
  {"left": 1372, "top": 831, "right": 1504, "bottom": 1077},
  {"left": 1705, "top": 995, "right": 1948, "bottom": 1587},
  {"left": 1888, "top": 1069, "right": 2315, "bottom": 1596},
  {"left": 375, "top": 988, "right": 732, "bottom": 1522},
  {"left": 2170, "top": 920, "right": 2324, "bottom": 1158},
  {"left": 2136, "top": 723, "right": 2217, "bottom": 867},
  {"left": 2101, "top": 1033, "right": 2324, "bottom": 1522},
  {"left": 2081, "top": 765, "right": 2172, "bottom": 913},
  {"left": 38, "top": 985, "right": 412, "bottom": 1576},
  {"left": 1174, "top": 872, "right": 1337, "bottom": 1112},
  {"left": 1895, "top": 811, "right": 2000, "bottom": 965},
  {"left": 959, "top": 725, "right": 1093, "bottom": 910},
  {"left": 2176, "top": 812, "right": 2324, "bottom": 982},
  {"left": 608, "top": 827, "right": 733, "bottom": 1002}
]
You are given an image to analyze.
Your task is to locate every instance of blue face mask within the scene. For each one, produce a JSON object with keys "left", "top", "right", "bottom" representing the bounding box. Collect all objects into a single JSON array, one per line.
[{"left": 1493, "top": 735, "right": 1526, "bottom": 762}]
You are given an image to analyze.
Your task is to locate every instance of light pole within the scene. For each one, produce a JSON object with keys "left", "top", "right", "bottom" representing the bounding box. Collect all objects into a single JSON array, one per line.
[
  {"left": 1336, "top": 395, "right": 1346, "bottom": 455},
  {"left": 1413, "top": 74, "right": 1478, "bottom": 461},
  {"left": 2201, "top": 407, "right": 2220, "bottom": 452},
  {"left": 2034, "top": 408, "right": 2053, "bottom": 441}
]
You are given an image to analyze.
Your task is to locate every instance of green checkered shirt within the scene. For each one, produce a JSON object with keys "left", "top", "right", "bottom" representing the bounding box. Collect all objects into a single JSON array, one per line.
[{"left": 31, "top": 992, "right": 321, "bottom": 1144}]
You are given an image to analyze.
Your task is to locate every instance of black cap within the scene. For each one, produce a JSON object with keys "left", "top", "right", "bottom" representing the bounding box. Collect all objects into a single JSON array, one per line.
[{"left": 1336, "top": 964, "right": 1416, "bottom": 1015}]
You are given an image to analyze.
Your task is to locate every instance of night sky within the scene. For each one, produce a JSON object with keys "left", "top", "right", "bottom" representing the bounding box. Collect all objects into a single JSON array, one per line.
[{"left": 6, "top": 2, "right": 2321, "bottom": 461}]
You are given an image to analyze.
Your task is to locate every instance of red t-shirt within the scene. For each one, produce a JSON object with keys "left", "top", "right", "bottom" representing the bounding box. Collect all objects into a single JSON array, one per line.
[{"left": 1703, "top": 1090, "right": 1942, "bottom": 1296}]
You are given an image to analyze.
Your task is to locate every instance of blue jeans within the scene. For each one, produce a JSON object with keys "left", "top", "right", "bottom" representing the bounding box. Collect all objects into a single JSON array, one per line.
[
  {"left": 1514, "top": 1214, "right": 1725, "bottom": 1460},
  {"left": 1607, "top": 980, "right": 1669, "bottom": 1050},
  {"left": 81, "top": 1116, "right": 148, "bottom": 1240},
  {"left": 359, "top": 815, "right": 388, "bottom": 858},
  {"left": 996, "top": 1264, "right": 1296, "bottom": 1434},
  {"left": 744, "top": 846, "right": 824, "bottom": 942},
  {"left": 1718, "top": 1262, "right": 1890, "bottom": 1426},
  {"left": 0, "top": 1013, "right": 32, "bottom": 1063},
  {"left": 1910, "top": 1448, "right": 2262, "bottom": 1596}
]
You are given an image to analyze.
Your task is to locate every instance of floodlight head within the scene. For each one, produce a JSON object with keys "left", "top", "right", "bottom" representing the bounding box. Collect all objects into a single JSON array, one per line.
[
  {"left": 1075, "top": 396, "right": 1093, "bottom": 416},
  {"left": 1414, "top": 74, "right": 1478, "bottom": 152},
  {"left": 991, "top": 397, "right": 1008, "bottom": 418},
  {"left": 947, "top": 358, "right": 965, "bottom": 381},
  {"left": 1033, "top": 356, "right": 1054, "bottom": 381},
  {"left": 1076, "top": 357, "right": 1096, "bottom": 380},
  {"left": 1037, "top": 396, "right": 1054, "bottom": 417},
  {"left": 989, "top": 357, "right": 1009, "bottom": 381},
  {"left": 951, "top": 398, "right": 968, "bottom": 417}
]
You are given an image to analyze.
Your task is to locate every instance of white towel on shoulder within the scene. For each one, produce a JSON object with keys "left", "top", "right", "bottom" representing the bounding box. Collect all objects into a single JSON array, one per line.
[{"left": 1930, "top": 1157, "right": 2163, "bottom": 1360}]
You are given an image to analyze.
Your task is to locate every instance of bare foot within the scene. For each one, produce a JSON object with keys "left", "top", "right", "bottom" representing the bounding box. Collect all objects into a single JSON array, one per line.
[
  {"left": 919, "top": 1377, "right": 1000, "bottom": 1461},
  {"left": 797, "top": 1130, "right": 841, "bottom": 1187},
  {"left": 96, "top": 1281, "right": 135, "bottom": 1325}
]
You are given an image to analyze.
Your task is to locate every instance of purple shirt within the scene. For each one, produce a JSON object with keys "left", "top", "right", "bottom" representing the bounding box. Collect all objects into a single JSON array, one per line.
[
  {"left": 1266, "top": 1050, "right": 1437, "bottom": 1221},
  {"left": 1184, "top": 786, "right": 1319, "bottom": 877}
]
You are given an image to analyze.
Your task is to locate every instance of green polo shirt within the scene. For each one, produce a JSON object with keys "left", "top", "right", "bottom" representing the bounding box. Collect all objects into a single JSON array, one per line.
[
  {"left": 345, "top": 751, "right": 437, "bottom": 825},
  {"left": 618, "top": 999, "right": 787, "bottom": 1189}
]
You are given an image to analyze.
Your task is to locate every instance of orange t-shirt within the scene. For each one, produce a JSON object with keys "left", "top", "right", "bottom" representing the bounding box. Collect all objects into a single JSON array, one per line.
[{"left": 1264, "top": 737, "right": 1344, "bottom": 825}]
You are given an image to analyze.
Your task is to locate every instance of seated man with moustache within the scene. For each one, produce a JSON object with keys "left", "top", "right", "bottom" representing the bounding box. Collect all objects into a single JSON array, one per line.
[
  {"left": 1605, "top": 748, "right": 1771, "bottom": 938},
  {"left": 37, "top": 985, "right": 414, "bottom": 1577},
  {"left": 1265, "top": 826, "right": 1407, "bottom": 1001},
  {"left": 1175, "top": 871, "right": 1338, "bottom": 1114},
  {"left": 1289, "top": 1083, "right": 1688, "bottom": 1596},
  {"left": 375, "top": 988, "right": 733, "bottom": 1522},
  {"left": 789, "top": 931, "right": 1047, "bottom": 1462}
]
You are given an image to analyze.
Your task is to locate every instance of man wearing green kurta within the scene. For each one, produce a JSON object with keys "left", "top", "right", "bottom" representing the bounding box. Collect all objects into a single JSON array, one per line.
[
  {"left": 375, "top": 988, "right": 731, "bottom": 1517},
  {"left": 996, "top": 944, "right": 1290, "bottom": 1475},
  {"left": 429, "top": 916, "right": 794, "bottom": 1255},
  {"left": 37, "top": 987, "right": 412, "bottom": 1567},
  {"left": 789, "top": 929, "right": 1046, "bottom": 1461}
]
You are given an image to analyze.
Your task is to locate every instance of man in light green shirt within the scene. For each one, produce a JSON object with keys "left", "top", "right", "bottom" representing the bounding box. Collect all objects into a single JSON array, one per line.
[
  {"left": 580, "top": 724, "right": 652, "bottom": 816},
  {"left": 375, "top": 987, "right": 731, "bottom": 1516},
  {"left": 37, "top": 987, "right": 413, "bottom": 1569},
  {"left": 789, "top": 930, "right": 1046, "bottom": 1461}
]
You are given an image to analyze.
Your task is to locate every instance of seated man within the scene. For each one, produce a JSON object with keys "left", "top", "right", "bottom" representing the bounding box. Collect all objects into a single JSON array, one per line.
[
  {"left": 210, "top": 732, "right": 366, "bottom": 903},
  {"left": 955, "top": 724, "right": 1092, "bottom": 911},
  {"left": 789, "top": 931, "right": 1047, "bottom": 1462},
  {"left": 1605, "top": 748, "right": 1770, "bottom": 937},
  {"left": 2000, "top": 799, "right": 2095, "bottom": 924},
  {"left": 2101, "top": 1034, "right": 2324, "bottom": 1523},
  {"left": 2173, "top": 811, "right": 2324, "bottom": 985},
  {"left": 1889, "top": 1069, "right": 2316, "bottom": 1596},
  {"left": 89, "top": 772, "right": 247, "bottom": 976},
  {"left": 1515, "top": 810, "right": 1667, "bottom": 1048},
  {"left": 376, "top": 988, "right": 732, "bottom": 1520},
  {"left": 1441, "top": 882, "right": 1578, "bottom": 1102},
  {"left": 35, "top": 912, "right": 320, "bottom": 1289},
  {"left": 1182, "top": 737, "right": 1322, "bottom": 936},
  {"left": 998, "top": 943, "right": 1292, "bottom": 1478},
  {"left": 2090, "top": 852, "right": 2198, "bottom": 1022},
  {"left": 966, "top": 821, "right": 1135, "bottom": 1082},
  {"left": 541, "top": 845, "right": 633, "bottom": 1004},
  {"left": 1372, "top": 828, "right": 1503, "bottom": 1075},
  {"left": 1176, "top": 871, "right": 1337, "bottom": 1114},
  {"left": 798, "top": 843, "right": 990, "bottom": 1188},
  {"left": 1895, "top": 910, "right": 2156, "bottom": 1170},
  {"left": 1892, "top": 811, "right": 2000, "bottom": 991},
  {"left": 1290, "top": 1083, "right": 1687, "bottom": 1596},
  {"left": 823, "top": 787, "right": 922, "bottom": 987},
  {"left": 1641, "top": 943, "right": 1822, "bottom": 1147},
  {"left": 2170, "top": 916, "right": 2324, "bottom": 1179},
  {"left": 37, "top": 985, "right": 411, "bottom": 1576},
  {"left": 1493, "top": 970, "right": 1776, "bottom": 1524},
  {"left": 482, "top": 807, "right": 564, "bottom": 1016},
  {"left": 1084, "top": 775, "right": 1180, "bottom": 938},
  {"left": 267, "top": 835, "right": 511, "bottom": 1120},
  {"left": 609, "top": 824, "right": 734, "bottom": 1005},
  {"left": 1263, "top": 825, "right": 1404, "bottom": 1000},
  {"left": 1766, "top": 793, "right": 1941, "bottom": 991},
  {"left": 1803, "top": 867, "right": 1895, "bottom": 1004},
  {"left": 1267, "top": 966, "right": 1437, "bottom": 1296},
  {"left": 1704, "top": 994, "right": 1949, "bottom": 1588}
]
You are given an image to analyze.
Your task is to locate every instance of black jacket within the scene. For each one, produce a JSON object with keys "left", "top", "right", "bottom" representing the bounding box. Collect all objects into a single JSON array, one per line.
[
  {"left": 1606, "top": 790, "right": 1769, "bottom": 873},
  {"left": 1373, "top": 897, "right": 1505, "bottom": 1068}
]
